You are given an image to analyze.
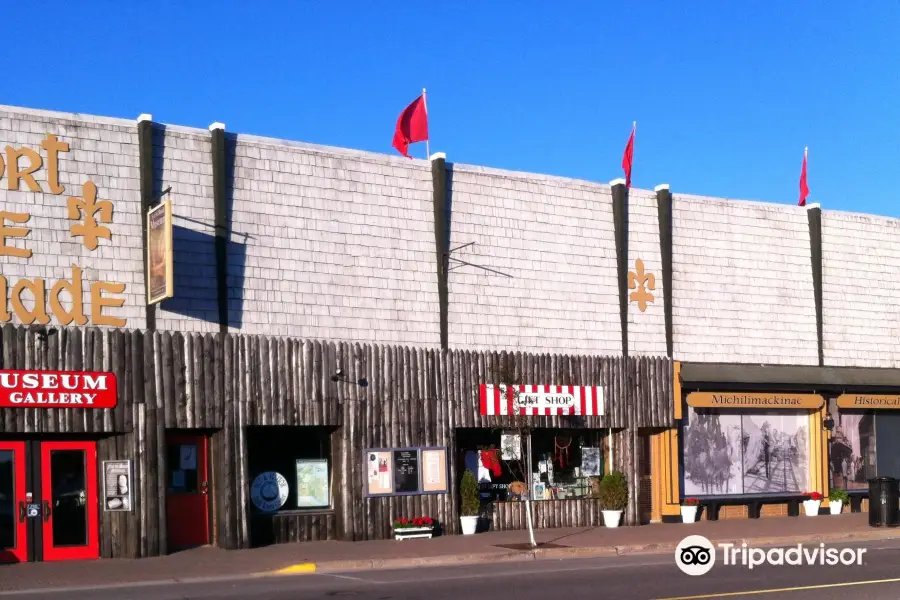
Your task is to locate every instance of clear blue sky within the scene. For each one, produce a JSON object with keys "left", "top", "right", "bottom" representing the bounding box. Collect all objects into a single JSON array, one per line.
[{"left": 2, "top": 2, "right": 897, "bottom": 215}]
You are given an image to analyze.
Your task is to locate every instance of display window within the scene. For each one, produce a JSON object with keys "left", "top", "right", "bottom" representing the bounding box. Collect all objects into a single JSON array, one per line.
[
  {"left": 828, "top": 411, "right": 875, "bottom": 491},
  {"left": 681, "top": 406, "right": 810, "bottom": 496},
  {"left": 246, "top": 426, "right": 334, "bottom": 512},
  {"left": 529, "top": 428, "right": 605, "bottom": 500}
]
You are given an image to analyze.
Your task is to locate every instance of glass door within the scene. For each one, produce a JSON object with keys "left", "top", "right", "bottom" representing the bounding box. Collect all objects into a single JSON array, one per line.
[
  {"left": 0, "top": 441, "right": 27, "bottom": 563},
  {"left": 40, "top": 441, "right": 99, "bottom": 561}
]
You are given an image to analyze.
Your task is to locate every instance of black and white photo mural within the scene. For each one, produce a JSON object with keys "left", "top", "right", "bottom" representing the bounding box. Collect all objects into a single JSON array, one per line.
[
  {"left": 828, "top": 411, "right": 875, "bottom": 491},
  {"left": 682, "top": 406, "right": 810, "bottom": 496}
]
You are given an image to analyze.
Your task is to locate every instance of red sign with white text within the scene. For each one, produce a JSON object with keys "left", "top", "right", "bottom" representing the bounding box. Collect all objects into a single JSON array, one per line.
[{"left": 0, "top": 370, "right": 118, "bottom": 408}]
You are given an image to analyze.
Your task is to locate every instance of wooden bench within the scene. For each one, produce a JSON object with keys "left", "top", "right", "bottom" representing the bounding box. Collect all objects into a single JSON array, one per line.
[{"left": 700, "top": 495, "right": 807, "bottom": 521}]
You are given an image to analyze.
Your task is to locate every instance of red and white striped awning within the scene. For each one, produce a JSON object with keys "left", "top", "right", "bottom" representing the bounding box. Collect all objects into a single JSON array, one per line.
[{"left": 479, "top": 384, "right": 604, "bottom": 416}]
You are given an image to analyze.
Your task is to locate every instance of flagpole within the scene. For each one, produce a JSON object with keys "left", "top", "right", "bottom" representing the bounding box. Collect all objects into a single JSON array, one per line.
[{"left": 423, "top": 88, "right": 430, "bottom": 159}]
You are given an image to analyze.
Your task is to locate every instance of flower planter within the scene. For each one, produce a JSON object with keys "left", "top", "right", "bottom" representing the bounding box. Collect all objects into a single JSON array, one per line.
[
  {"left": 602, "top": 509, "right": 623, "bottom": 528},
  {"left": 829, "top": 500, "right": 843, "bottom": 515},
  {"left": 460, "top": 515, "right": 479, "bottom": 535},
  {"left": 681, "top": 505, "right": 699, "bottom": 523},
  {"left": 803, "top": 499, "right": 821, "bottom": 516},
  {"left": 394, "top": 526, "right": 434, "bottom": 541}
]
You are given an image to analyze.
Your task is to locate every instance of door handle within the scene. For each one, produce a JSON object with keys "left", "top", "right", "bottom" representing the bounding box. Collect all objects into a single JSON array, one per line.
[
  {"left": 18, "top": 501, "right": 25, "bottom": 522},
  {"left": 200, "top": 481, "right": 208, "bottom": 495},
  {"left": 42, "top": 500, "right": 51, "bottom": 522}
]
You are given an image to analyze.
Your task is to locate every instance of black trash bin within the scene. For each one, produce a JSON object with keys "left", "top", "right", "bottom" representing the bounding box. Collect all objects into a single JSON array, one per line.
[{"left": 868, "top": 477, "right": 899, "bottom": 527}]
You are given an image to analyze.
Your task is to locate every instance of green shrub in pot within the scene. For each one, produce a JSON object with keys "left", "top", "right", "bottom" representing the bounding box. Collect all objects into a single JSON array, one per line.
[
  {"left": 598, "top": 471, "right": 628, "bottom": 511},
  {"left": 460, "top": 470, "right": 481, "bottom": 516}
]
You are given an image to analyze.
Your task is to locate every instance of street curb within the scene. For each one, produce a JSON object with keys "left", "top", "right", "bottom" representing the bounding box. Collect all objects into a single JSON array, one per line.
[{"left": 266, "top": 529, "right": 900, "bottom": 576}]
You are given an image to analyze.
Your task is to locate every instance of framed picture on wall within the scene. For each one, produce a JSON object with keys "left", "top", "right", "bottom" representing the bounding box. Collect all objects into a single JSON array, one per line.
[{"left": 103, "top": 460, "right": 133, "bottom": 512}]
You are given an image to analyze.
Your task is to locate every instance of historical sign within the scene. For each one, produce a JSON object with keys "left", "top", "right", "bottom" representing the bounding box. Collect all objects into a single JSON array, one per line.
[
  {"left": 393, "top": 449, "right": 420, "bottom": 494},
  {"left": 249, "top": 471, "right": 289, "bottom": 512},
  {"left": 0, "top": 134, "right": 128, "bottom": 326},
  {"left": 421, "top": 447, "right": 448, "bottom": 494},
  {"left": 837, "top": 394, "right": 900, "bottom": 409},
  {"left": 365, "top": 450, "right": 394, "bottom": 496},
  {"left": 479, "top": 384, "right": 604, "bottom": 416},
  {"left": 686, "top": 392, "right": 824, "bottom": 410},
  {"left": 103, "top": 460, "right": 133, "bottom": 512},
  {"left": 147, "top": 200, "right": 174, "bottom": 305},
  {"left": 295, "top": 459, "right": 329, "bottom": 508},
  {"left": 0, "top": 369, "right": 117, "bottom": 408}
]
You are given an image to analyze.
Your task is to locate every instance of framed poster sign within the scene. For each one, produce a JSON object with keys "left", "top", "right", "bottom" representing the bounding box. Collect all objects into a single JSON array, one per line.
[
  {"left": 365, "top": 449, "right": 394, "bottom": 496},
  {"left": 392, "top": 449, "right": 420, "bottom": 493},
  {"left": 420, "top": 447, "right": 448, "bottom": 494},
  {"left": 103, "top": 460, "right": 133, "bottom": 512},
  {"left": 296, "top": 459, "right": 330, "bottom": 508}
]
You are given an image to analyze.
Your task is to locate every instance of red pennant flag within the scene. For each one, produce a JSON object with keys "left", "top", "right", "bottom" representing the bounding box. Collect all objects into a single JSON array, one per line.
[
  {"left": 622, "top": 122, "right": 635, "bottom": 187},
  {"left": 798, "top": 147, "right": 809, "bottom": 206},
  {"left": 392, "top": 94, "right": 429, "bottom": 158}
]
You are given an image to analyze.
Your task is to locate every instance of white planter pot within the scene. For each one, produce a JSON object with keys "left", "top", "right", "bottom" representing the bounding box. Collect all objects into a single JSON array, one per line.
[
  {"left": 803, "top": 499, "right": 821, "bottom": 516},
  {"left": 829, "top": 500, "right": 843, "bottom": 515},
  {"left": 681, "top": 505, "right": 699, "bottom": 523},
  {"left": 602, "top": 509, "right": 623, "bottom": 528},
  {"left": 460, "top": 515, "right": 478, "bottom": 535},
  {"left": 394, "top": 527, "right": 433, "bottom": 541}
]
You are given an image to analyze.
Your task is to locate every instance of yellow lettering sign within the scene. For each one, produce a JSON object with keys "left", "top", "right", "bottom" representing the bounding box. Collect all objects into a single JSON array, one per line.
[
  {"left": 49, "top": 265, "right": 88, "bottom": 326},
  {"left": 68, "top": 180, "right": 113, "bottom": 250},
  {"left": 90, "top": 281, "right": 126, "bottom": 327},
  {"left": 0, "top": 211, "right": 31, "bottom": 258},
  {"left": 5, "top": 146, "right": 43, "bottom": 192},
  {"left": 10, "top": 278, "right": 49, "bottom": 325},
  {"left": 40, "top": 134, "right": 69, "bottom": 195}
]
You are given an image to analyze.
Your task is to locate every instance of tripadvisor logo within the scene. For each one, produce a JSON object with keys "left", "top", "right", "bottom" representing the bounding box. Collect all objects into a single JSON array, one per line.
[{"left": 675, "top": 535, "right": 867, "bottom": 575}]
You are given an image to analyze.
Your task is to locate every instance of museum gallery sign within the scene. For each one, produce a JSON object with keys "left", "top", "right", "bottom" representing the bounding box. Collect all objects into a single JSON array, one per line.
[
  {"left": 0, "top": 370, "right": 117, "bottom": 408},
  {"left": 836, "top": 394, "right": 900, "bottom": 409},
  {"left": 686, "top": 392, "right": 824, "bottom": 410},
  {"left": 479, "top": 384, "right": 604, "bottom": 416}
]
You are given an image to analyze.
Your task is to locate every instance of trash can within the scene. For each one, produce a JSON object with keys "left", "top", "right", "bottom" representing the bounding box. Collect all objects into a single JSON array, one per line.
[{"left": 868, "top": 477, "right": 899, "bottom": 527}]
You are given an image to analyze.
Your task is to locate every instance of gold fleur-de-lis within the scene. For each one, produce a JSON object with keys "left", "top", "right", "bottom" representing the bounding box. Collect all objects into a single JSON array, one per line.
[{"left": 628, "top": 259, "right": 655, "bottom": 312}]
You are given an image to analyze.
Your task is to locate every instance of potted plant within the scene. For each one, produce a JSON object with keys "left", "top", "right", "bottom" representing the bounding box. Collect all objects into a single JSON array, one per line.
[
  {"left": 459, "top": 470, "right": 480, "bottom": 535},
  {"left": 598, "top": 471, "right": 628, "bottom": 528},
  {"left": 393, "top": 516, "right": 435, "bottom": 540},
  {"left": 681, "top": 497, "right": 701, "bottom": 523},
  {"left": 829, "top": 488, "right": 849, "bottom": 515},
  {"left": 803, "top": 491, "right": 824, "bottom": 516}
]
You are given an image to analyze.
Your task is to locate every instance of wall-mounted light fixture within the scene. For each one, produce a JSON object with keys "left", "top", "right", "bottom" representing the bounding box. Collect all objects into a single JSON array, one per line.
[
  {"left": 823, "top": 412, "right": 835, "bottom": 432},
  {"left": 331, "top": 367, "right": 368, "bottom": 387}
]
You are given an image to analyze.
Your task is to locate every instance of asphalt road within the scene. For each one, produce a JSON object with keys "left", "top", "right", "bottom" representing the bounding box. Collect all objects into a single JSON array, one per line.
[{"left": 6, "top": 538, "right": 900, "bottom": 600}]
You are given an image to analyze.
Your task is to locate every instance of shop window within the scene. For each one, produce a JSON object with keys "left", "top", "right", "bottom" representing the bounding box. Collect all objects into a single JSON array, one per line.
[
  {"left": 828, "top": 411, "right": 875, "bottom": 491},
  {"left": 681, "top": 407, "right": 810, "bottom": 496},
  {"left": 457, "top": 429, "right": 522, "bottom": 503},
  {"left": 530, "top": 429, "right": 605, "bottom": 500},
  {"left": 246, "top": 426, "right": 333, "bottom": 512}
]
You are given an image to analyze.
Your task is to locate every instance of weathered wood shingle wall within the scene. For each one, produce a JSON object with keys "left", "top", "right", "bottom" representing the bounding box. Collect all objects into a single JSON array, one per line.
[{"left": 0, "top": 325, "right": 674, "bottom": 555}]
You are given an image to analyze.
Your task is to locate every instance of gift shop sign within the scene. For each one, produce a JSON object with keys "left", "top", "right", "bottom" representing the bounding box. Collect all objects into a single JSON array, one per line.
[{"left": 0, "top": 369, "right": 117, "bottom": 408}]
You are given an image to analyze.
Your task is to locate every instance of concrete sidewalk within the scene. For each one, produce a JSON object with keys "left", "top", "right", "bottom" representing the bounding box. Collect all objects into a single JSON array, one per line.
[{"left": 1, "top": 513, "right": 897, "bottom": 593}]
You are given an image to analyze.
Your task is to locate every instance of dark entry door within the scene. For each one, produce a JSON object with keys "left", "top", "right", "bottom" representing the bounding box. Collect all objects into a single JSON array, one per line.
[
  {"left": 40, "top": 441, "right": 99, "bottom": 561},
  {"left": 166, "top": 434, "right": 210, "bottom": 549},
  {"left": 0, "top": 441, "right": 27, "bottom": 563}
]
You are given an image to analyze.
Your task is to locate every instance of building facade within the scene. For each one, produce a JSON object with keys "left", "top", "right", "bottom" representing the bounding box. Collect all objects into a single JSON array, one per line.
[{"left": 0, "top": 104, "right": 899, "bottom": 562}]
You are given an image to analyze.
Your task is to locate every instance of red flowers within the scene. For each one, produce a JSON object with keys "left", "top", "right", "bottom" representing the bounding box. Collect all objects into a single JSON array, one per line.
[
  {"left": 394, "top": 516, "right": 434, "bottom": 529},
  {"left": 683, "top": 498, "right": 700, "bottom": 506},
  {"left": 804, "top": 491, "right": 824, "bottom": 501}
]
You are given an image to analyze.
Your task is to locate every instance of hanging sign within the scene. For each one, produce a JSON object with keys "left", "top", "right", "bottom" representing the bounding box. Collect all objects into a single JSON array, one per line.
[
  {"left": 837, "top": 394, "right": 900, "bottom": 409},
  {"left": 686, "top": 392, "right": 824, "bottom": 410},
  {"left": 0, "top": 370, "right": 117, "bottom": 408},
  {"left": 147, "top": 199, "right": 174, "bottom": 305},
  {"left": 250, "top": 471, "right": 289, "bottom": 512},
  {"left": 479, "top": 385, "right": 604, "bottom": 416}
]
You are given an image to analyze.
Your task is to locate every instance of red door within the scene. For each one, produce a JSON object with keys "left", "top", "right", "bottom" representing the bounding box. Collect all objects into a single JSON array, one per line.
[
  {"left": 166, "top": 434, "right": 210, "bottom": 549},
  {"left": 40, "top": 441, "right": 99, "bottom": 561},
  {"left": 0, "top": 441, "right": 27, "bottom": 563}
]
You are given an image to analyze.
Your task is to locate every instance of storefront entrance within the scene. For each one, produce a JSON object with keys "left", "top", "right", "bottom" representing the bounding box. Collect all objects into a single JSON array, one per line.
[
  {"left": 0, "top": 440, "right": 99, "bottom": 563},
  {"left": 165, "top": 433, "right": 211, "bottom": 549}
]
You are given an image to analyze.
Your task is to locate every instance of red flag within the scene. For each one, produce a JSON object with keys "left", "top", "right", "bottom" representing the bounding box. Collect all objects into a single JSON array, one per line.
[
  {"left": 798, "top": 147, "right": 809, "bottom": 206},
  {"left": 622, "top": 122, "right": 635, "bottom": 187},
  {"left": 392, "top": 95, "right": 429, "bottom": 158}
]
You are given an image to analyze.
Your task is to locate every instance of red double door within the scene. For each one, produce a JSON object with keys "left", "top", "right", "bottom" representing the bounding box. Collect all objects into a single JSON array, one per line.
[{"left": 0, "top": 440, "right": 100, "bottom": 563}]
